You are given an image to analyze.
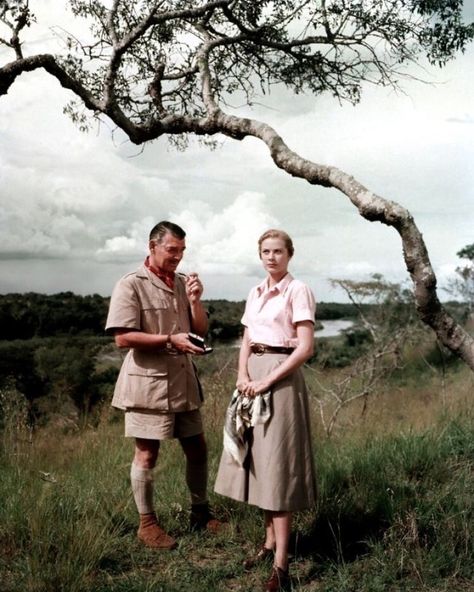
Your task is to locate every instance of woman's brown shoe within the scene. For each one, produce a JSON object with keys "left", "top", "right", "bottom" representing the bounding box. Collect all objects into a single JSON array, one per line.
[
  {"left": 243, "top": 544, "right": 274, "bottom": 570},
  {"left": 264, "top": 565, "right": 290, "bottom": 592}
]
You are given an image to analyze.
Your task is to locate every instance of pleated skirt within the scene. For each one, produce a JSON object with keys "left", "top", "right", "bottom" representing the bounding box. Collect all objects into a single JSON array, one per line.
[{"left": 214, "top": 352, "right": 317, "bottom": 512}]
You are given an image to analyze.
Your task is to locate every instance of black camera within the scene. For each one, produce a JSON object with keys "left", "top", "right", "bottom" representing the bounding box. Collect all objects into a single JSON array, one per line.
[{"left": 188, "top": 332, "right": 213, "bottom": 354}]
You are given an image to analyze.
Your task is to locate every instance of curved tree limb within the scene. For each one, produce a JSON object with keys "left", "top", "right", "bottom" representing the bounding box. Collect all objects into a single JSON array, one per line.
[
  {"left": 0, "top": 54, "right": 472, "bottom": 370},
  {"left": 0, "top": 0, "right": 473, "bottom": 370},
  {"left": 118, "top": 105, "right": 474, "bottom": 369},
  {"left": 212, "top": 111, "right": 474, "bottom": 370}
]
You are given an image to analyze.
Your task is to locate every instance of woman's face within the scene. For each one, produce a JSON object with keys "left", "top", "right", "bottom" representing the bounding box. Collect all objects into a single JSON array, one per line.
[{"left": 259, "top": 237, "right": 291, "bottom": 276}]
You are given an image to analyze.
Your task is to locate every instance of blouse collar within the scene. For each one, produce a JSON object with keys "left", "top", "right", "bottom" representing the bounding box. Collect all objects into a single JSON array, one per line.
[{"left": 256, "top": 272, "right": 293, "bottom": 297}]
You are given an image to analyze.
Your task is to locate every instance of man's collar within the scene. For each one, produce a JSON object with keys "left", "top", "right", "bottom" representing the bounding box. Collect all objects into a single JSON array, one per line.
[
  {"left": 143, "top": 257, "right": 175, "bottom": 291},
  {"left": 256, "top": 272, "right": 293, "bottom": 296}
]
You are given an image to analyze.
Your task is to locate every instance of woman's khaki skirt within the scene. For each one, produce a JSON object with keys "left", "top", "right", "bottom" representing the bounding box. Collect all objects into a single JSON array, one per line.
[{"left": 214, "top": 352, "right": 317, "bottom": 512}]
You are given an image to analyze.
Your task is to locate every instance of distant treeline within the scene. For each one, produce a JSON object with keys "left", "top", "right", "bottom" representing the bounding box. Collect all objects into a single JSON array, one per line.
[
  {"left": 0, "top": 293, "right": 359, "bottom": 424},
  {"left": 0, "top": 292, "right": 360, "bottom": 341},
  {"left": 0, "top": 292, "right": 466, "bottom": 426}
]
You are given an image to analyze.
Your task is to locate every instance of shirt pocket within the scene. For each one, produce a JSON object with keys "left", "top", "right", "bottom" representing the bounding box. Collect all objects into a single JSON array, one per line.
[
  {"left": 141, "top": 297, "right": 169, "bottom": 311},
  {"left": 124, "top": 356, "right": 169, "bottom": 410},
  {"left": 140, "top": 297, "right": 170, "bottom": 333}
]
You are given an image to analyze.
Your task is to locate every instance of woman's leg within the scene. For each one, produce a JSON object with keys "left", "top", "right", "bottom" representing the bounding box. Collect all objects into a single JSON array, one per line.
[
  {"left": 262, "top": 511, "right": 292, "bottom": 591},
  {"left": 272, "top": 511, "right": 292, "bottom": 571},
  {"left": 264, "top": 510, "right": 276, "bottom": 549}
]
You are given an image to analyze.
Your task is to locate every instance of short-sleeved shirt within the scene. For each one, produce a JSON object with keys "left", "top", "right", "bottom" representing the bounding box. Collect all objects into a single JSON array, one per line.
[
  {"left": 241, "top": 273, "right": 316, "bottom": 348},
  {"left": 105, "top": 264, "right": 202, "bottom": 412}
]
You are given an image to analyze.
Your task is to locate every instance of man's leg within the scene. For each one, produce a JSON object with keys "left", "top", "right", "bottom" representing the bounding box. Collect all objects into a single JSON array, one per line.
[
  {"left": 131, "top": 438, "right": 158, "bottom": 514},
  {"left": 132, "top": 438, "right": 177, "bottom": 549},
  {"left": 180, "top": 433, "right": 208, "bottom": 506},
  {"left": 179, "top": 433, "right": 223, "bottom": 532}
]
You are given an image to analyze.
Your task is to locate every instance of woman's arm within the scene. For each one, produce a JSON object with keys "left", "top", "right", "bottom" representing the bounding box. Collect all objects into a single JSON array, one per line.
[
  {"left": 240, "top": 321, "right": 314, "bottom": 396},
  {"left": 236, "top": 327, "right": 251, "bottom": 391}
]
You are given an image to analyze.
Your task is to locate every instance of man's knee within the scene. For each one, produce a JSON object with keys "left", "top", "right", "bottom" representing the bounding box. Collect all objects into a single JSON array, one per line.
[
  {"left": 134, "top": 438, "right": 160, "bottom": 468},
  {"left": 180, "top": 433, "right": 207, "bottom": 464}
]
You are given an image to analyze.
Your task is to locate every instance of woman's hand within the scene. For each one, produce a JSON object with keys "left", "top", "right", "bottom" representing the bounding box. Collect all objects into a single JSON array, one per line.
[
  {"left": 236, "top": 374, "right": 250, "bottom": 392},
  {"left": 240, "top": 379, "right": 271, "bottom": 398}
]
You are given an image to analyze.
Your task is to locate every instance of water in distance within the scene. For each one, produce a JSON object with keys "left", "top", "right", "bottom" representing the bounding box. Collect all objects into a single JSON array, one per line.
[
  {"left": 315, "top": 319, "right": 354, "bottom": 338},
  {"left": 222, "top": 319, "right": 354, "bottom": 348}
]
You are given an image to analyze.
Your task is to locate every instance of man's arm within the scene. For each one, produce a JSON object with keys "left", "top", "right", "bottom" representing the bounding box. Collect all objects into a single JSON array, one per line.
[
  {"left": 114, "top": 329, "right": 167, "bottom": 350},
  {"left": 189, "top": 301, "right": 208, "bottom": 336},
  {"left": 114, "top": 329, "right": 205, "bottom": 354},
  {"left": 185, "top": 273, "right": 208, "bottom": 336}
]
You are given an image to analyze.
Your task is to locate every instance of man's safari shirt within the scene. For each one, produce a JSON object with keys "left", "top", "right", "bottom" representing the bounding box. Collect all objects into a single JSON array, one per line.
[{"left": 106, "top": 264, "right": 202, "bottom": 412}]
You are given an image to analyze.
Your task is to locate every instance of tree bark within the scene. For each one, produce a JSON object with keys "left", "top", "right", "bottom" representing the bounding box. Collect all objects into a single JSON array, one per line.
[
  {"left": 0, "top": 59, "right": 473, "bottom": 370},
  {"left": 214, "top": 112, "right": 474, "bottom": 370}
]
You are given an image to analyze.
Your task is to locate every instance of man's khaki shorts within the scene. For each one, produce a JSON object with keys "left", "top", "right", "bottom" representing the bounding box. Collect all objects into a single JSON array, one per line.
[{"left": 124, "top": 408, "right": 203, "bottom": 440}]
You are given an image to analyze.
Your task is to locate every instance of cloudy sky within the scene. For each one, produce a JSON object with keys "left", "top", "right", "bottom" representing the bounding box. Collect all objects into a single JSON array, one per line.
[{"left": 0, "top": 1, "right": 473, "bottom": 302}]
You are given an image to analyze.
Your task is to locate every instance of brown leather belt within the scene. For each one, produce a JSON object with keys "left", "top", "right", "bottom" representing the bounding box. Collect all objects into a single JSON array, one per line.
[{"left": 250, "top": 343, "right": 295, "bottom": 355}]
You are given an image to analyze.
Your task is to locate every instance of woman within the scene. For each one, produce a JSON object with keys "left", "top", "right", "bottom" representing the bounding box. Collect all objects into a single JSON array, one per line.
[{"left": 214, "top": 229, "right": 317, "bottom": 591}]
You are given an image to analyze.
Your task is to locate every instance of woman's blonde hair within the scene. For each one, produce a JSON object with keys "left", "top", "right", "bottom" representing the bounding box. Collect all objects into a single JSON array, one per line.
[{"left": 258, "top": 229, "right": 294, "bottom": 257}]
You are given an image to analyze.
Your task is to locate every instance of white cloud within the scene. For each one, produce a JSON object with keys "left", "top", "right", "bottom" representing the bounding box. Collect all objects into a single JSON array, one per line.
[
  {"left": 171, "top": 192, "right": 279, "bottom": 275},
  {"left": 0, "top": 74, "right": 173, "bottom": 260},
  {"left": 436, "top": 263, "right": 459, "bottom": 291},
  {"left": 93, "top": 192, "right": 280, "bottom": 273},
  {"left": 96, "top": 236, "right": 142, "bottom": 260},
  {"left": 95, "top": 217, "right": 154, "bottom": 261},
  {"left": 0, "top": 5, "right": 473, "bottom": 300},
  {"left": 332, "top": 261, "right": 379, "bottom": 278}
]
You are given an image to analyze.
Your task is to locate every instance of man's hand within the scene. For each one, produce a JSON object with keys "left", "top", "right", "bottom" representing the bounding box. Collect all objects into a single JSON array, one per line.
[
  {"left": 170, "top": 332, "right": 205, "bottom": 354},
  {"left": 185, "top": 272, "right": 203, "bottom": 303}
]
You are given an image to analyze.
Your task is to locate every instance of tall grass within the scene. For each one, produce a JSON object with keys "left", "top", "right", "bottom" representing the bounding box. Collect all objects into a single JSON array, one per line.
[
  {"left": 310, "top": 418, "right": 474, "bottom": 590},
  {"left": 1, "top": 359, "right": 473, "bottom": 591}
]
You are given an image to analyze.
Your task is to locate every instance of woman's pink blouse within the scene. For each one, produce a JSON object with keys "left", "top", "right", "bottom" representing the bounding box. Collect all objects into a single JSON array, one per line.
[{"left": 241, "top": 273, "right": 316, "bottom": 348}]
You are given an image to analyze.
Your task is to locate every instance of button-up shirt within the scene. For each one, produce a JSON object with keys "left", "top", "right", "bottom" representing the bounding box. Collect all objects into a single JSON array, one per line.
[
  {"left": 105, "top": 264, "right": 202, "bottom": 412},
  {"left": 241, "top": 273, "right": 316, "bottom": 348}
]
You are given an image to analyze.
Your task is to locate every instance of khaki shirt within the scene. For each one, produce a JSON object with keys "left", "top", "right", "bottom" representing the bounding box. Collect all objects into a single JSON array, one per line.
[{"left": 105, "top": 264, "right": 203, "bottom": 412}]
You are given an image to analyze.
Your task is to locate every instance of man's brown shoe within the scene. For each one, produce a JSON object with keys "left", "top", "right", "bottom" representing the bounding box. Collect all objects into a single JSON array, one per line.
[
  {"left": 243, "top": 544, "right": 274, "bottom": 570},
  {"left": 264, "top": 565, "right": 290, "bottom": 592},
  {"left": 190, "top": 502, "right": 227, "bottom": 533},
  {"left": 137, "top": 513, "right": 177, "bottom": 550}
]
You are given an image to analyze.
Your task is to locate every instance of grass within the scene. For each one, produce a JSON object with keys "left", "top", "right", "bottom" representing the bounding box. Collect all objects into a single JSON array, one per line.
[{"left": 1, "top": 352, "right": 474, "bottom": 591}]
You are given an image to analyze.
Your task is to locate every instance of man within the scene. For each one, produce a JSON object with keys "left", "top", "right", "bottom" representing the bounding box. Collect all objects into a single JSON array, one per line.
[{"left": 106, "top": 220, "right": 220, "bottom": 550}]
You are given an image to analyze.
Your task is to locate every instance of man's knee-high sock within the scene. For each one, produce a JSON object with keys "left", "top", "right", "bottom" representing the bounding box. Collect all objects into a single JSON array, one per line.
[
  {"left": 186, "top": 457, "right": 208, "bottom": 506},
  {"left": 130, "top": 462, "right": 154, "bottom": 514}
]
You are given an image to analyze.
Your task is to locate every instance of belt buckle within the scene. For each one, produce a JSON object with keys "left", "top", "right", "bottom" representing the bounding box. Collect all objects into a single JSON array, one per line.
[{"left": 254, "top": 343, "right": 265, "bottom": 356}]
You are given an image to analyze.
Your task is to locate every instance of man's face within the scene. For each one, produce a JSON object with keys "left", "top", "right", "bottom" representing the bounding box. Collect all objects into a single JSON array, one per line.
[{"left": 149, "top": 232, "right": 186, "bottom": 273}]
